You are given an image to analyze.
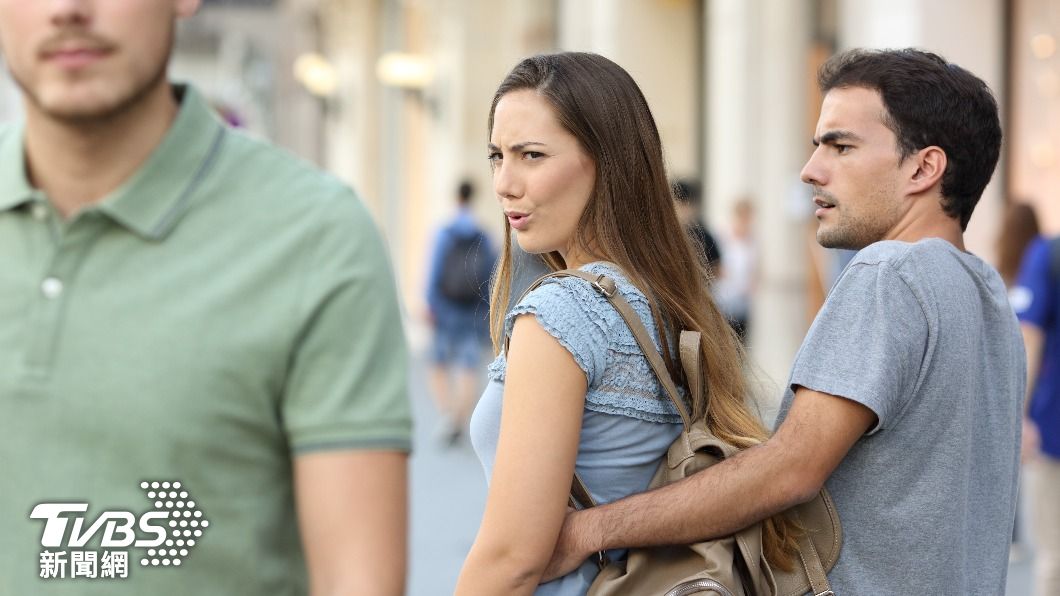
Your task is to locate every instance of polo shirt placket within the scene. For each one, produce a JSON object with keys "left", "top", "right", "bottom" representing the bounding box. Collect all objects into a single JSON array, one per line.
[{"left": 23, "top": 209, "right": 111, "bottom": 382}]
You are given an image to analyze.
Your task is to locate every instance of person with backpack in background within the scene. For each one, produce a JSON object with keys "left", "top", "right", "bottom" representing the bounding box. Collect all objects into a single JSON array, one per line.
[
  {"left": 1010, "top": 204, "right": 1060, "bottom": 596},
  {"left": 427, "top": 179, "right": 497, "bottom": 444}
]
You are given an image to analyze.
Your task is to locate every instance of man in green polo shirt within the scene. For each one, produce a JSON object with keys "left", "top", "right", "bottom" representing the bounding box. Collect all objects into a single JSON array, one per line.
[{"left": 0, "top": 1, "right": 412, "bottom": 595}]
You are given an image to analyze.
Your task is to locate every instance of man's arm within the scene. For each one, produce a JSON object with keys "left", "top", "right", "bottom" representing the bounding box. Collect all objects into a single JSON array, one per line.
[
  {"left": 544, "top": 387, "right": 876, "bottom": 579},
  {"left": 294, "top": 450, "right": 408, "bottom": 596}
]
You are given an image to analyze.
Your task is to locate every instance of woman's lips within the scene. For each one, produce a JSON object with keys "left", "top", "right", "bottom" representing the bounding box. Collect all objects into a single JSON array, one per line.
[{"left": 507, "top": 213, "right": 530, "bottom": 231}]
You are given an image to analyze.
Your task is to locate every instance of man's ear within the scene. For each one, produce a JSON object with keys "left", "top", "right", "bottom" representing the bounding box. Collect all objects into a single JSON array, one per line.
[
  {"left": 175, "top": 0, "right": 202, "bottom": 19},
  {"left": 907, "top": 146, "right": 947, "bottom": 195}
]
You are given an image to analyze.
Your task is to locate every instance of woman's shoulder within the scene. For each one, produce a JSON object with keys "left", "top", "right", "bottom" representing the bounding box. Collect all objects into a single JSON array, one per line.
[
  {"left": 506, "top": 263, "right": 652, "bottom": 340},
  {"left": 520, "top": 262, "right": 649, "bottom": 308}
]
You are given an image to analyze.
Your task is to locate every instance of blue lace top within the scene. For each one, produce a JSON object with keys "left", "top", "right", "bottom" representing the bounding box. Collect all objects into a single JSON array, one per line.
[{"left": 487, "top": 262, "right": 685, "bottom": 424}]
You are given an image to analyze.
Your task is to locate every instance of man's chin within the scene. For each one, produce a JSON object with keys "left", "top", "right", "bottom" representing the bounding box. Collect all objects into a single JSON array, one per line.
[
  {"left": 34, "top": 88, "right": 125, "bottom": 122},
  {"left": 816, "top": 229, "right": 854, "bottom": 251}
]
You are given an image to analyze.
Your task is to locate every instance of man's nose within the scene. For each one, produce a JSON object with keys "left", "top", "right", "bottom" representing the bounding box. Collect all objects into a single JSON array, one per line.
[
  {"left": 800, "top": 148, "right": 826, "bottom": 186},
  {"left": 49, "top": 0, "right": 92, "bottom": 28}
]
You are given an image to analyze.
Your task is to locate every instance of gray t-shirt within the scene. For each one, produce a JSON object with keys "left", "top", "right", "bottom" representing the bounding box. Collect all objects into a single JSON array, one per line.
[{"left": 776, "top": 238, "right": 1024, "bottom": 595}]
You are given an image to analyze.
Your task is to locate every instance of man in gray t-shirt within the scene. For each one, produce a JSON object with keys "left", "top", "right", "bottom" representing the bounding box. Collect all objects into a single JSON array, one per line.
[
  {"left": 542, "top": 48, "right": 1023, "bottom": 595},
  {"left": 777, "top": 238, "right": 1023, "bottom": 593}
]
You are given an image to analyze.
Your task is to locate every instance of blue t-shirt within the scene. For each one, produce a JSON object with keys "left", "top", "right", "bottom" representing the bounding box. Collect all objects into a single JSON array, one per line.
[
  {"left": 1012, "top": 235, "right": 1060, "bottom": 458},
  {"left": 469, "top": 262, "right": 684, "bottom": 595}
]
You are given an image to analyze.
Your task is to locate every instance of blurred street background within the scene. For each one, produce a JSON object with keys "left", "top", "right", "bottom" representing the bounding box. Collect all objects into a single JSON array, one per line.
[{"left": 2, "top": 0, "right": 1055, "bottom": 593}]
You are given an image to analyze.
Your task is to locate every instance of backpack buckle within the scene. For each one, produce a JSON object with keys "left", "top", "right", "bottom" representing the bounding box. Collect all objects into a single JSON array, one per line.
[{"left": 591, "top": 274, "right": 617, "bottom": 298}]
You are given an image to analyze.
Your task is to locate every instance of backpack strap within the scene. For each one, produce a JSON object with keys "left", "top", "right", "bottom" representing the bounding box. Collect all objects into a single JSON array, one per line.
[{"left": 791, "top": 511, "right": 834, "bottom": 596}]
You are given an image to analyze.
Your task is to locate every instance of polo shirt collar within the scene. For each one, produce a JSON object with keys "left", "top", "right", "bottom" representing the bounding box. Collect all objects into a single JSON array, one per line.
[
  {"left": 98, "top": 84, "right": 226, "bottom": 240},
  {"left": 0, "top": 121, "right": 35, "bottom": 212}
]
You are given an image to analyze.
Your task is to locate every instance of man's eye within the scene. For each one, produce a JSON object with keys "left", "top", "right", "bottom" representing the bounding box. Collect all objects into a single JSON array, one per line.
[{"left": 835, "top": 144, "right": 852, "bottom": 154}]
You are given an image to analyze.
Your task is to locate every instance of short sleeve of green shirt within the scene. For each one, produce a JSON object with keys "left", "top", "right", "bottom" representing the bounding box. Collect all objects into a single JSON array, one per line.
[{"left": 282, "top": 190, "right": 411, "bottom": 454}]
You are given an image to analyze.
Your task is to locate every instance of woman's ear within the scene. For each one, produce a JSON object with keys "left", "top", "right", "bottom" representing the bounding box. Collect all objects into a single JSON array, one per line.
[{"left": 907, "top": 146, "right": 947, "bottom": 195}]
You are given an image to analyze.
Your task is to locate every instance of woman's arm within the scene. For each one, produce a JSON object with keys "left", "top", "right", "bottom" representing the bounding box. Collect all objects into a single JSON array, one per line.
[{"left": 456, "top": 314, "right": 588, "bottom": 595}]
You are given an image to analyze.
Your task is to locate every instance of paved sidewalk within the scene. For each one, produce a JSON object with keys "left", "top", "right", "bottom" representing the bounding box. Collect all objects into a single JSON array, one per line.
[{"left": 407, "top": 337, "right": 487, "bottom": 596}]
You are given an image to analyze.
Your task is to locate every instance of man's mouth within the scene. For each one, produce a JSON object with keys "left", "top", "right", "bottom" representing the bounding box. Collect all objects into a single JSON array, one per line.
[{"left": 39, "top": 36, "right": 114, "bottom": 68}]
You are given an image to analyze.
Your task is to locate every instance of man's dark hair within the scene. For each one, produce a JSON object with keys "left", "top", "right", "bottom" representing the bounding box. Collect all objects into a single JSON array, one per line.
[
  {"left": 819, "top": 48, "right": 1002, "bottom": 230},
  {"left": 458, "top": 179, "right": 474, "bottom": 205}
]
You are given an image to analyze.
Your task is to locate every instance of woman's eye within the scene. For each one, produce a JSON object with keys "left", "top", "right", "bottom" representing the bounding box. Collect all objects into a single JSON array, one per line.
[
  {"left": 487, "top": 152, "right": 502, "bottom": 164},
  {"left": 523, "top": 151, "right": 544, "bottom": 159}
]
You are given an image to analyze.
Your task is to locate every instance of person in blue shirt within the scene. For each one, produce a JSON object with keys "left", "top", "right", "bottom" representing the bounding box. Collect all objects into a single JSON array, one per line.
[
  {"left": 426, "top": 180, "right": 496, "bottom": 443},
  {"left": 1012, "top": 233, "right": 1060, "bottom": 595}
]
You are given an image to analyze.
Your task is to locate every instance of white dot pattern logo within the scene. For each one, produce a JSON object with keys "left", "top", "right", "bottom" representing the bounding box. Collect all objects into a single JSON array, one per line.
[{"left": 138, "top": 480, "right": 210, "bottom": 567}]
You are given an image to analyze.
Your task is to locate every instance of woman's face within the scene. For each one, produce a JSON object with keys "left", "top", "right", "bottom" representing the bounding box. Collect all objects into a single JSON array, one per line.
[{"left": 489, "top": 89, "right": 596, "bottom": 265}]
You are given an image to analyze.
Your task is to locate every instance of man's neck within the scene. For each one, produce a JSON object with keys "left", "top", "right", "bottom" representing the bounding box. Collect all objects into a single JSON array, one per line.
[
  {"left": 886, "top": 192, "right": 966, "bottom": 252},
  {"left": 22, "top": 82, "right": 179, "bottom": 219}
]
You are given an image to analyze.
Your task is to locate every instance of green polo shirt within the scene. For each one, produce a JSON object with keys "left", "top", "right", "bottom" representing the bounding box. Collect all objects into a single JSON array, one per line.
[{"left": 0, "top": 85, "right": 411, "bottom": 595}]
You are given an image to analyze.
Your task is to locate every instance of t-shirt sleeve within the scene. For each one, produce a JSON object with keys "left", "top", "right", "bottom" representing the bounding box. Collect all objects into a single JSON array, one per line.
[
  {"left": 789, "top": 261, "right": 929, "bottom": 433},
  {"left": 282, "top": 191, "right": 412, "bottom": 454},
  {"left": 503, "top": 278, "right": 610, "bottom": 387},
  {"left": 1012, "top": 237, "right": 1055, "bottom": 331}
]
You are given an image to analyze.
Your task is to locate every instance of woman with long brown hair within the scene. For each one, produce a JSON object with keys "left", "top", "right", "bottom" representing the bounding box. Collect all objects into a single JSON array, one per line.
[{"left": 455, "top": 52, "right": 797, "bottom": 595}]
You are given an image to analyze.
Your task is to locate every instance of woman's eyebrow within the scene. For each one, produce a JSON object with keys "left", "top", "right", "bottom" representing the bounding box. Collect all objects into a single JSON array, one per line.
[{"left": 487, "top": 141, "right": 548, "bottom": 152}]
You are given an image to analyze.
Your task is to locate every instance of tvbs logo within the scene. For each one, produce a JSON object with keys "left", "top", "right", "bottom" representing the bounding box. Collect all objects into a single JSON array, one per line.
[
  {"left": 32, "top": 502, "right": 168, "bottom": 548},
  {"left": 31, "top": 481, "right": 210, "bottom": 579}
]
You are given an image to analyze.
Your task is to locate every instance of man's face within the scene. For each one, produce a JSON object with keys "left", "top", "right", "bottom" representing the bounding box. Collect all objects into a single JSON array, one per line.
[
  {"left": 0, "top": 0, "right": 200, "bottom": 122},
  {"left": 800, "top": 86, "right": 913, "bottom": 250}
]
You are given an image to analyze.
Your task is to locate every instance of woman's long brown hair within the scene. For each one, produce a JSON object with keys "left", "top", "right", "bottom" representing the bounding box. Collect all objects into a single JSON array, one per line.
[{"left": 486, "top": 52, "right": 800, "bottom": 571}]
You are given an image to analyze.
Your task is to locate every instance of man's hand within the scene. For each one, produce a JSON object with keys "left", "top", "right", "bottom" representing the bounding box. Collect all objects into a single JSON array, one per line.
[
  {"left": 1022, "top": 417, "right": 1041, "bottom": 463},
  {"left": 542, "top": 508, "right": 595, "bottom": 581}
]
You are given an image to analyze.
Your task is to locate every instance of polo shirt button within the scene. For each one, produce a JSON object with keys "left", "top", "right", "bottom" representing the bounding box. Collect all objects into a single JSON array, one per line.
[
  {"left": 31, "top": 203, "right": 48, "bottom": 221},
  {"left": 40, "top": 277, "right": 63, "bottom": 299}
]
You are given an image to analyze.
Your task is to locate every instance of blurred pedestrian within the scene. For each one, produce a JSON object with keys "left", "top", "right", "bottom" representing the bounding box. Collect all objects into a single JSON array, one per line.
[
  {"left": 1009, "top": 204, "right": 1060, "bottom": 596},
  {"left": 996, "top": 200, "right": 1040, "bottom": 563},
  {"left": 714, "top": 196, "right": 757, "bottom": 342},
  {"left": 426, "top": 179, "right": 496, "bottom": 444},
  {"left": 999, "top": 202, "right": 1041, "bottom": 287},
  {"left": 672, "top": 178, "right": 723, "bottom": 277},
  {"left": 457, "top": 52, "right": 796, "bottom": 595},
  {"left": 543, "top": 48, "right": 1023, "bottom": 595},
  {"left": 0, "top": 2, "right": 410, "bottom": 595}
]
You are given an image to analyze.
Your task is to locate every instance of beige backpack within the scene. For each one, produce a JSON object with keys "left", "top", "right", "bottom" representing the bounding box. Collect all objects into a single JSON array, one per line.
[{"left": 521, "top": 269, "right": 842, "bottom": 596}]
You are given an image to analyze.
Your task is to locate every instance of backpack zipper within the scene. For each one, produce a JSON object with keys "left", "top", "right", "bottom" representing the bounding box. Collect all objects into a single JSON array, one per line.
[{"left": 664, "top": 579, "right": 737, "bottom": 596}]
